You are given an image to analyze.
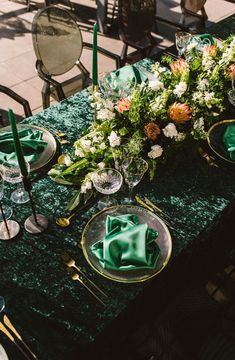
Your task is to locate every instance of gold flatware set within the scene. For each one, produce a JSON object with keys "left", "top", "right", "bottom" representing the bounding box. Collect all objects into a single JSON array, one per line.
[
  {"left": 0, "top": 296, "right": 37, "bottom": 360},
  {"left": 135, "top": 196, "right": 171, "bottom": 227},
  {"left": 62, "top": 252, "right": 107, "bottom": 306}
]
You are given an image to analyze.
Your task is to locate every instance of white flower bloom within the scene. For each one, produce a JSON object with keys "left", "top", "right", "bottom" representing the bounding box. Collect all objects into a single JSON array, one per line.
[
  {"left": 81, "top": 180, "right": 92, "bottom": 194},
  {"left": 97, "top": 162, "right": 105, "bottom": 169},
  {"left": 197, "top": 79, "right": 209, "bottom": 91},
  {"left": 100, "top": 142, "right": 106, "bottom": 150},
  {"left": 90, "top": 147, "right": 96, "bottom": 154},
  {"left": 64, "top": 155, "right": 72, "bottom": 166},
  {"left": 75, "top": 148, "right": 84, "bottom": 157},
  {"left": 193, "top": 117, "right": 204, "bottom": 130},
  {"left": 151, "top": 96, "right": 163, "bottom": 112},
  {"left": 97, "top": 108, "right": 115, "bottom": 120},
  {"left": 204, "top": 92, "right": 215, "bottom": 102},
  {"left": 148, "top": 144, "right": 163, "bottom": 159},
  {"left": 202, "top": 58, "right": 214, "bottom": 71},
  {"left": 148, "top": 80, "right": 164, "bottom": 91},
  {"left": 163, "top": 123, "right": 178, "bottom": 138},
  {"left": 80, "top": 139, "right": 91, "bottom": 150},
  {"left": 108, "top": 131, "right": 121, "bottom": 148},
  {"left": 175, "top": 132, "right": 186, "bottom": 142},
  {"left": 173, "top": 81, "right": 187, "bottom": 98}
]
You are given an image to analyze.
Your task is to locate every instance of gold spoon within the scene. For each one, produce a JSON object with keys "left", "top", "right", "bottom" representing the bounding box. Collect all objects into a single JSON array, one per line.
[
  {"left": 56, "top": 212, "right": 77, "bottom": 227},
  {"left": 56, "top": 200, "right": 94, "bottom": 228}
]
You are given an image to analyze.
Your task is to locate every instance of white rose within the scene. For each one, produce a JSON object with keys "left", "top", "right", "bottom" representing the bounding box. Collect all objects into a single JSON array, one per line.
[
  {"left": 148, "top": 80, "right": 164, "bottom": 91},
  {"left": 75, "top": 148, "right": 84, "bottom": 157},
  {"left": 148, "top": 144, "right": 163, "bottom": 159},
  {"left": 108, "top": 131, "right": 121, "bottom": 148},
  {"left": 163, "top": 123, "right": 178, "bottom": 138},
  {"left": 173, "top": 81, "right": 187, "bottom": 98}
]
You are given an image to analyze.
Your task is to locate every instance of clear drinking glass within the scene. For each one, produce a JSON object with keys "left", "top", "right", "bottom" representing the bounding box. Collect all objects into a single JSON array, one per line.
[
  {"left": 92, "top": 168, "right": 123, "bottom": 209},
  {"left": 2, "top": 162, "right": 30, "bottom": 204},
  {"left": 228, "top": 79, "right": 235, "bottom": 106},
  {"left": 175, "top": 31, "right": 192, "bottom": 57},
  {"left": 0, "top": 176, "right": 13, "bottom": 221},
  {"left": 122, "top": 157, "right": 148, "bottom": 203}
]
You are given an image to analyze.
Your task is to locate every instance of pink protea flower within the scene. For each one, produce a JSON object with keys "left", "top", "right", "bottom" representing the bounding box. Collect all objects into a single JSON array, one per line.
[
  {"left": 203, "top": 45, "right": 218, "bottom": 57},
  {"left": 228, "top": 63, "right": 235, "bottom": 79},
  {"left": 116, "top": 98, "right": 131, "bottom": 113},
  {"left": 170, "top": 59, "right": 188, "bottom": 75},
  {"left": 168, "top": 102, "right": 192, "bottom": 124}
]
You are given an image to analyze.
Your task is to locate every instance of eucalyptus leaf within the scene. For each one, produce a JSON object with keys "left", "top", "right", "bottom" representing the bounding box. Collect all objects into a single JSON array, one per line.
[{"left": 66, "top": 191, "right": 81, "bottom": 211}]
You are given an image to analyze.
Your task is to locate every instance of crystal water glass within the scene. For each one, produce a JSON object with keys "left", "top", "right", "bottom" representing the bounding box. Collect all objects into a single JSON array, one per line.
[
  {"left": 2, "top": 162, "right": 30, "bottom": 204},
  {"left": 0, "top": 176, "right": 13, "bottom": 222},
  {"left": 92, "top": 168, "right": 123, "bottom": 209},
  {"left": 122, "top": 157, "right": 148, "bottom": 203},
  {"left": 175, "top": 31, "right": 192, "bottom": 57},
  {"left": 228, "top": 79, "right": 235, "bottom": 106}
]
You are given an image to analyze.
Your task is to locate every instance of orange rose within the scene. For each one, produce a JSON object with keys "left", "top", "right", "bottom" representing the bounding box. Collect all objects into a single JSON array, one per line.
[
  {"left": 168, "top": 102, "right": 192, "bottom": 124},
  {"left": 117, "top": 98, "right": 131, "bottom": 113}
]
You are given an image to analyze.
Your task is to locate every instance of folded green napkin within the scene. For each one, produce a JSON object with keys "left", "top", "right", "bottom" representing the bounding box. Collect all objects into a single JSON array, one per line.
[
  {"left": 223, "top": 124, "right": 235, "bottom": 160},
  {"left": 192, "top": 33, "right": 214, "bottom": 47},
  {"left": 107, "top": 65, "right": 148, "bottom": 91},
  {"left": 0, "top": 128, "right": 48, "bottom": 165},
  {"left": 91, "top": 214, "right": 160, "bottom": 271}
]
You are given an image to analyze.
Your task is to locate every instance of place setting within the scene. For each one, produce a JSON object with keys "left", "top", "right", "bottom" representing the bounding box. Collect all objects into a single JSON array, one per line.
[{"left": 0, "top": 109, "right": 54, "bottom": 240}]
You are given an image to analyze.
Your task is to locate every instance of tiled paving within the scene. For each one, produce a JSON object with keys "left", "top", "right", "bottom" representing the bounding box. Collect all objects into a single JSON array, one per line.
[{"left": 0, "top": 0, "right": 234, "bottom": 122}]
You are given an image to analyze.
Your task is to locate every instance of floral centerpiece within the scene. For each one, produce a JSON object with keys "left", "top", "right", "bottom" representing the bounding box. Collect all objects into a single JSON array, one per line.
[{"left": 49, "top": 35, "right": 235, "bottom": 210}]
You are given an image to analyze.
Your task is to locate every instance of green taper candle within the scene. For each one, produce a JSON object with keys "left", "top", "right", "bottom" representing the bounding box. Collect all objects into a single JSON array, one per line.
[
  {"left": 92, "top": 22, "right": 98, "bottom": 86},
  {"left": 8, "top": 109, "right": 29, "bottom": 177}
]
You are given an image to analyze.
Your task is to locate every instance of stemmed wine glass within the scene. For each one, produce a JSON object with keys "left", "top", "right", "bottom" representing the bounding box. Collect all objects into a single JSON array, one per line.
[
  {"left": 175, "top": 31, "right": 192, "bottom": 57},
  {"left": 92, "top": 168, "right": 123, "bottom": 209},
  {"left": 122, "top": 157, "right": 148, "bottom": 203},
  {"left": 0, "top": 176, "right": 13, "bottom": 222},
  {"left": 2, "top": 162, "right": 30, "bottom": 204},
  {"left": 228, "top": 78, "right": 235, "bottom": 106}
]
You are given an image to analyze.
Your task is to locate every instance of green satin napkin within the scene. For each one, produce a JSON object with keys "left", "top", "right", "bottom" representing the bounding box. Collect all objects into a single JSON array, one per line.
[
  {"left": 0, "top": 128, "right": 47, "bottom": 165},
  {"left": 91, "top": 214, "right": 160, "bottom": 271},
  {"left": 223, "top": 124, "right": 235, "bottom": 160},
  {"left": 107, "top": 65, "right": 148, "bottom": 91},
  {"left": 192, "top": 34, "right": 214, "bottom": 47}
]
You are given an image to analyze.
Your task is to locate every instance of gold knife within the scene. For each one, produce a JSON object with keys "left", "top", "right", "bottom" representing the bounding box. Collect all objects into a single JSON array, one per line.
[
  {"left": 135, "top": 196, "right": 171, "bottom": 227},
  {"left": 135, "top": 196, "right": 154, "bottom": 212},
  {"left": 144, "top": 197, "right": 171, "bottom": 220}
]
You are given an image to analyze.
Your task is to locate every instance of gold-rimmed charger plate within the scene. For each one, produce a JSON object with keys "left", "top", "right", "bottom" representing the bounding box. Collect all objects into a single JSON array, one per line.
[
  {"left": 207, "top": 119, "right": 235, "bottom": 164},
  {"left": 0, "top": 344, "right": 9, "bottom": 360},
  {"left": 81, "top": 205, "right": 172, "bottom": 283},
  {"left": 0, "top": 124, "right": 57, "bottom": 172}
]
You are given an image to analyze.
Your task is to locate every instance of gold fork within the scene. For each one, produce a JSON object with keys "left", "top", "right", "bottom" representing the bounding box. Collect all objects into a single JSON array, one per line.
[
  {"left": 62, "top": 252, "right": 108, "bottom": 299},
  {"left": 68, "top": 268, "right": 106, "bottom": 306}
]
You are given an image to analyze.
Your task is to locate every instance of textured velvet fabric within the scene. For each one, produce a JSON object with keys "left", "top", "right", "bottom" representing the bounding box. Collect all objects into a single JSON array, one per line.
[
  {"left": 91, "top": 214, "right": 159, "bottom": 270},
  {"left": 0, "top": 16, "right": 234, "bottom": 357}
]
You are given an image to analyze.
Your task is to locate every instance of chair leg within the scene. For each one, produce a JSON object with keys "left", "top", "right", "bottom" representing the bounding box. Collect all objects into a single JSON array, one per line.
[
  {"left": 42, "top": 82, "right": 50, "bottom": 109},
  {"left": 120, "top": 43, "right": 128, "bottom": 67}
]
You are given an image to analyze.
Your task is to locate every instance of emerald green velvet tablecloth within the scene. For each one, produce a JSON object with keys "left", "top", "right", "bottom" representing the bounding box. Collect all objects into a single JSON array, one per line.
[
  {"left": 0, "top": 16, "right": 235, "bottom": 359},
  {"left": 0, "top": 84, "right": 234, "bottom": 360}
]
